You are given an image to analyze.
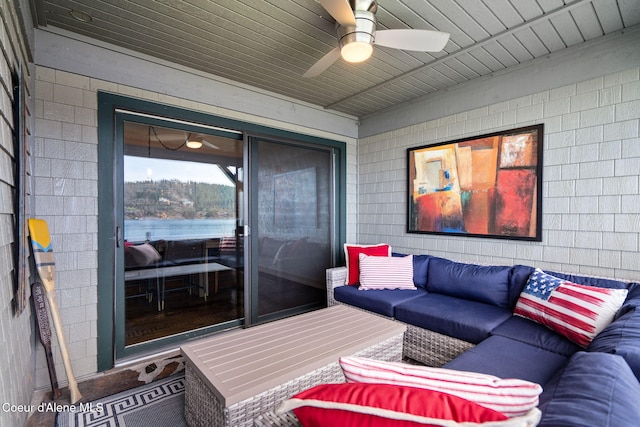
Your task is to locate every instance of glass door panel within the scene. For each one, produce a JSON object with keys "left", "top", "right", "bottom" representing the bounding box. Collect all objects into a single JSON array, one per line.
[
  {"left": 122, "top": 121, "right": 244, "bottom": 346},
  {"left": 251, "top": 137, "right": 333, "bottom": 322}
]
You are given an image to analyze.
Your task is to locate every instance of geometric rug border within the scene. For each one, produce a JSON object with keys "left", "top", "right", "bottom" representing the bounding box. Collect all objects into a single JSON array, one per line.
[{"left": 55, "top": 374, "right": 185, "bottom": 427}]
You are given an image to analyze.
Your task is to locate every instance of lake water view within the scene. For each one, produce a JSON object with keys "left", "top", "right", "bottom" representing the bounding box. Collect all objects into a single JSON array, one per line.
[{"left": 125, "top": 218, "right": 236, "bottom": 242}]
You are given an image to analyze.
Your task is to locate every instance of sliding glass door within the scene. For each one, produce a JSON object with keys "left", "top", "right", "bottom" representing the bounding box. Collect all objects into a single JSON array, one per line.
[
  {"left": 249, "top": 137, "right": 333, "bottom": 323},
  {"left": 97, "top": 93, "right": 346, "bottom": 369},
  {"left": 120, "top": 121, "right": 244, "bottom": 349}
]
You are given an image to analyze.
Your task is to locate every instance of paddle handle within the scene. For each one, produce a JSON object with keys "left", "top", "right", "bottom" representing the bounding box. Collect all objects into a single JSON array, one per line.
[
  {"left": 43, "top": 342, "right": 62, "bottom": 400},
  {"left": 40, "top": 266, "right": 55, "bottom": 293},
  {"left": 45, "top": 291, "right": 82, "bottom": 404},
  {"left": 32, "top": 282, "right": 61, "bottom": 400}
]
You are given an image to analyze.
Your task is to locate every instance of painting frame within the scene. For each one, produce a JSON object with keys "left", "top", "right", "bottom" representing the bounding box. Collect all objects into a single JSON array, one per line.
[{"left": 407, "top": 124, "right": 543, "bottom": 241}]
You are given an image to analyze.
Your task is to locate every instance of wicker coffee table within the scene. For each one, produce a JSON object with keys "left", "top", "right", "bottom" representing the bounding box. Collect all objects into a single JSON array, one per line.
[{"left": 181, "top": 305, "right": 406, "bottom": 427}]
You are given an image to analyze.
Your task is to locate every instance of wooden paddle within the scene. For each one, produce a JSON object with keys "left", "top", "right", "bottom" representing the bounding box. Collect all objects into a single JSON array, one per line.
[
  {"left": 31, "top": 281, "right": 61, "bottom": 400},
  {"left": 28, "top": 218, "right": 82, "bottom": 404}
]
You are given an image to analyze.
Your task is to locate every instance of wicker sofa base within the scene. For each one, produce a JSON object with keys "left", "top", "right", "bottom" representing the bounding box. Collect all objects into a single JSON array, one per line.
[
  {"left": 185, "top": 334, "right": 403, "bottom": 427},
  {"left": 254, "top": 410, "right": 302, "bottom": 427},
  {"left": 404, "top": 324, "right": 475, "bottom": 367}
]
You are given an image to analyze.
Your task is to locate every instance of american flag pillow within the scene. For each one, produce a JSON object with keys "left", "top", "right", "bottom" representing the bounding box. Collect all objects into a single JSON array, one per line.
[
  {"left": 358, "top": 254, "right": 416, "bottom": 290},
  {"left": 514, "top": 269, "right": 628, "bottom": 347},
  {"left": 339, "top": 356, "right": 542, "bottom": 418}
]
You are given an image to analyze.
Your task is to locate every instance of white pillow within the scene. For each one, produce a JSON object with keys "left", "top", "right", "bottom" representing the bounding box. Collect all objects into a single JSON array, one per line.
[
  {"left": 340, "top": 356, "right": 542, "bottom": 418},
  {"left": 358, "top": 254, "right": 416, "bottom": 290}
]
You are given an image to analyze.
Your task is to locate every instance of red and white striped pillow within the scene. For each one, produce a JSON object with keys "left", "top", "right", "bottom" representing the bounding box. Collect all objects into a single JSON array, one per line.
[
  {"left": 339, "top": 356, "right": 542, "bottom": 418},
  {"left": 358, "top": 254, "right": 416, "bottom": 290},
  {"left": 514, "top": 269, "right": 628, "bottom": 347},
  {"left": 277, "top": 383, "right": 542, "bottom": 427},
  {"left": 219, "top": 236, "right": 237, "bottom": 253}
]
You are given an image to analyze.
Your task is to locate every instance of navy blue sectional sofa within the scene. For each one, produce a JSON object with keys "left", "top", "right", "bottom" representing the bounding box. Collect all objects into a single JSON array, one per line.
[{"left": 326, "top": 254, "right": 640, "bottom": 426}]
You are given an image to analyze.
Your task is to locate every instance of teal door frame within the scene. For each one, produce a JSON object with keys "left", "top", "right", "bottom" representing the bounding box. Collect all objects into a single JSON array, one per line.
[{"left": 97, "top": 92, "right": 346, "bottom": 371}]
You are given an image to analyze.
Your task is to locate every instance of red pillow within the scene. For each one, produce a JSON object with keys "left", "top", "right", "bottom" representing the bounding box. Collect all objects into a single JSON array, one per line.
[
  {"left": 344, "top": 243, "right": 391, "bottom": 285},
  {"left": 278, "top": 383, "right": 510, "bottom": 427}
]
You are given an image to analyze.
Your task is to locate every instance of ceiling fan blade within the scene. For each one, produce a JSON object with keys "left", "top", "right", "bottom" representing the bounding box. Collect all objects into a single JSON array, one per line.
[
  {"left": 303, "top": 47, "right": 341, "bottom": 78},
  {"left": 319, "top": 0, "right": 356, "bottom": 27},
  {"left": 375, "top": 29, "right": 450, "bottom": 52},
  {"left": 202, "top": 139, "right": 220, "bottom": 150}
]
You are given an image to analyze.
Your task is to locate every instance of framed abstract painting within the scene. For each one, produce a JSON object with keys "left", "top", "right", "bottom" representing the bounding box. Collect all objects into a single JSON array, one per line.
[{"left": 407, "top": 124, "right": 543, "bottom": 241}]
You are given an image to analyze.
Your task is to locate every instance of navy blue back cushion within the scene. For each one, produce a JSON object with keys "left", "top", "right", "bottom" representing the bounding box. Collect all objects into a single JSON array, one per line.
[
  {"left": 392, "top": 252, "right": 431, "bottom": 289},
  {"left": 508, "top": 265, "right": 535, "bottom": 308},
  {"left": 538, "top": 352, "right": 640, "bottom": 427},
  {"left": 622, "top": 282, "right": 640, "bottom": 310},
  {"left": 543, "top": 270, "right": 629, "bottom": 289},
  {"left": 427, "top": 257, "right": 511, "bottom": 307},
  {"left": 587, "top": 306, "right": 640, "bottom": 381}
]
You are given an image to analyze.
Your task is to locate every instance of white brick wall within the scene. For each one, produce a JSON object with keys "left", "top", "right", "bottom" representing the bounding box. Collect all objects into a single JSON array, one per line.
[
  {"left": 32, "top": 65, "right": 357, "bottom": 387},
  {"left": 357, "top": 67, "right": 640, "bottom": 282},
  {"left": 32, "top": 66, "right": 99, "bottom": 389}
]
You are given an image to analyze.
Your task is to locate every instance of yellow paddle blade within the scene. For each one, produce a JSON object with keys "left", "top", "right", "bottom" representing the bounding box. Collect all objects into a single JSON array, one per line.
[
  {"left": 28, "top": 218, "right": 51, "bottom": 250},
  {"left": 28, "top": 218, "right": 56, "bottom": 291}
]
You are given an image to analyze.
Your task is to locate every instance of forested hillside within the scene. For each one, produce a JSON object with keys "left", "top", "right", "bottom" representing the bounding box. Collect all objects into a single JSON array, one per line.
[{"left": 124, "top": 179, "right": 235, "bottom": 219}]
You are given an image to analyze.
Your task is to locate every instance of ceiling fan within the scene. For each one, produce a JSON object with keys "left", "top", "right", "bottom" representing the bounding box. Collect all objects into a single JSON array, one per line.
[{"left": 304, "top": 0, "right": 450, "bottom": 77}]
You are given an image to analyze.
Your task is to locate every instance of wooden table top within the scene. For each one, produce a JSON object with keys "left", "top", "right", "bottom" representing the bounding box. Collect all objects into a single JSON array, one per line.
[{"left": 181, "top": 305, "right": 406, "bottom": 406}]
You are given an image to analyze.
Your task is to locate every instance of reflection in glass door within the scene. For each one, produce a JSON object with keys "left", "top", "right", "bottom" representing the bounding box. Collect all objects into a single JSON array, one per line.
[
  {"left": 122, "top": 121, "right": 244, "bottom": 346},
  {"left": 251, "top": 137, "right": 333, "bottom": 323}
]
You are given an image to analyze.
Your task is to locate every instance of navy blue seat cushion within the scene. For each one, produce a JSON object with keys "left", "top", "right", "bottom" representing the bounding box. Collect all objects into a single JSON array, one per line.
[
  {"left": 538, "top": 352, "right": 640, "bottom": 427},
  {"left": 427, "top": 257, "right": 511, "bottom": 308},
  {"left": 395, "top": 294, "right": 512, "bottom": 344},
  {"left": 587, "top": 306, "right": 640, "bottom": 381},
  {"left": 392, "top": 253, "right": 432, "bottom": 289},
  {"left": 491, "top": 316, "right": 580, "bottom": 357},
  {"left": 444, "top": 336, "right": 569, "bottom": 386},
  {"left": 334, "top": 285, "right": 427, "bottom": 318}
]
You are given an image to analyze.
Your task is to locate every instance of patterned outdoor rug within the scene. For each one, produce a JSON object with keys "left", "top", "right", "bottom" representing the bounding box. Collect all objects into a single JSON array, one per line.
[{"left": 56, "top": 374, "right": 186, "bottom": 427}]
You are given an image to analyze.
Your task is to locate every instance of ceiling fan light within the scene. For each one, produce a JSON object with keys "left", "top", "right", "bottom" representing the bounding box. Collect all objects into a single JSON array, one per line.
[
  {"left": 186, "top": 139, "right": 203, "bottom": 149},
  {"left": 341, "top": 42, "right": 373, "bottom": 63},
  {"left": 69, "top": 9, "right": 92, "bottom": 23}
]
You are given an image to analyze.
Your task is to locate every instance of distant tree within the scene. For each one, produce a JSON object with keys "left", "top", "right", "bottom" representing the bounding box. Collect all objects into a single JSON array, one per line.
[{"left": 124, "top": 180, "right": 236, "bottom": 219}]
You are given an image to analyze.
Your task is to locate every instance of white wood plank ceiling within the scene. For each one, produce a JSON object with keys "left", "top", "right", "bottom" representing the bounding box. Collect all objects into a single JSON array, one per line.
[{"left": 33, "top": 0, "right": 640, "bottom": 118}]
